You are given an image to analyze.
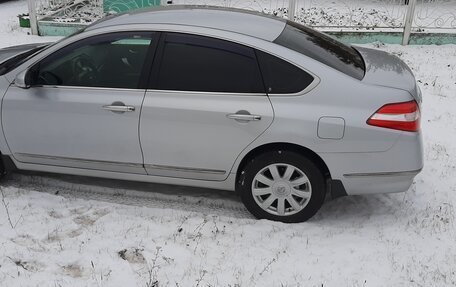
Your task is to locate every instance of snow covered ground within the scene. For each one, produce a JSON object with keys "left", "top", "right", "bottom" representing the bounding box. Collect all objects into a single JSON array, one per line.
[{"left": 1, "top": 0, "right": 456, "bottom": 286}]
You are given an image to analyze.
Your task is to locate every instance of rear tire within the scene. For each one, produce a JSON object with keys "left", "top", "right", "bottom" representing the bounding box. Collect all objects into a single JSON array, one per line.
[
  {"left": 0, "top": 156, "right": 5, "bottom": 180},
  {"left": 238, "top": 150, "right": 326, "bottom": 223}
]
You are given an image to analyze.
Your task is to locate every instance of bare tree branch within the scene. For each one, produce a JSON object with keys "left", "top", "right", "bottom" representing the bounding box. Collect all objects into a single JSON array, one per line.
[{"left": 1, "top": 187, "right": 15, "bottom": 229}]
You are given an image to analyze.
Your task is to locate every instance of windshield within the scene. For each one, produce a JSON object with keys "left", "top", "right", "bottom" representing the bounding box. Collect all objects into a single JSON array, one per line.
[
  {"left": 0, "top": 46, "right": 48, "bottom": 76},
  {"left": 0, "top": 27, "right": 88, "bottom": 76},
  {"left": 274, "top": 21, "right": 365, "bottom": 80}
]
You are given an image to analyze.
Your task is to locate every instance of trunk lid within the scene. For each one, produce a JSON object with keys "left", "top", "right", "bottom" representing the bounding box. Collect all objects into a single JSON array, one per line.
[{"left": 354, "top": 46, "right": 422, "bottom": 103}]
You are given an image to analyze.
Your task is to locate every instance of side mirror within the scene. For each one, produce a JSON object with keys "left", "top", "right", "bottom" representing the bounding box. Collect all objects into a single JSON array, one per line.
[{"left": 14, "top": 69, "right": 31, "bottom": 89}]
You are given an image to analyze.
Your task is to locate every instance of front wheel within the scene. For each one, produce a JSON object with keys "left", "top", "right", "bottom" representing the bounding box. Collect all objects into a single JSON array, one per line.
[{"left": 238, "top": 150, "right": 326, "bottom": 223}]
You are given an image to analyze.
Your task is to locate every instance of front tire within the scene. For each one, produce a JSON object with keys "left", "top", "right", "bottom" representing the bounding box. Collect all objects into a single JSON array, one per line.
[{"left": 238, "top": 150, "right": 326, "bottom": 223}]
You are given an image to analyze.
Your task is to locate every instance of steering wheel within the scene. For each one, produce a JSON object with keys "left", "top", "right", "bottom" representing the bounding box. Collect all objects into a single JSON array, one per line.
[
  {"left": 38, "top": 71, "right": 62, "bottom": 85},
  {"left": 72, "top": 53, "right": 98, "bottom": 85}
]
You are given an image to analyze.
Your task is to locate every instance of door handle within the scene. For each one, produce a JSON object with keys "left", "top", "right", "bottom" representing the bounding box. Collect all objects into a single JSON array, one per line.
[
  {"left": 102, "top": 105, "right": 135, "bottom": 113},
  {"left": 227, "top": 113, "right": 262, "bottom": 121}
]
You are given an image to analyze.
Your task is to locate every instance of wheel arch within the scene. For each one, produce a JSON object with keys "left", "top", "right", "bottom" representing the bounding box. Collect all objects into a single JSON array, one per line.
[{"left": 234, "top": 142, "right": 331, "bottom": 187}]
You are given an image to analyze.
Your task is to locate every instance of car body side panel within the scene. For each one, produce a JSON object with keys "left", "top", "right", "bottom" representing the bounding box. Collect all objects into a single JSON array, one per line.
[
  {"left": 0, "top": 76, "right": 12, "bottom": 154},
  {"left": 229, "top": 122, "right": 423, "bottom": 195},
  {"left": 262, "top": 88, "right": 406, "bottom": 154},
  {"left": 140, "top": 91, "right": 274, "bottom": 181},
  {"left": 223, "top": 39, "right": 422, "bottom": 196},
  {"left": 11, "top": 159, "right": 238, "bottom": 191},
  {"left": 0, "top": 76, "right": 8, "bottom": 97},
  {"left": 226, "top": 40, "right": 414, "bottom": 168},
  {"left": 320, "top": 131, "right": 424, "bottom": 195},
  {"left": 2, "top": 86, "right": 147, "bottom": 174}
]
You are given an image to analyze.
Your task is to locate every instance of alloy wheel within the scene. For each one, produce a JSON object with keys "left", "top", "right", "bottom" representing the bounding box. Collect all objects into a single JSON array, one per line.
[{"left": 251, "top": 163, "right": 312, "bottom": 216}]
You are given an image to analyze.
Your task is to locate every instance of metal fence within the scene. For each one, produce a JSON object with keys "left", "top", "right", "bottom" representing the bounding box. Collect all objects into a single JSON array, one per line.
[
  {"left": 28, "top": 0, "right": 456, "bottom": 44},
  {"left": 27, "top": 0, "right": 102, "bottom": 34},
  {"left": 170, "top": 0, "right": 455, "bottom": 30},
  {"left": 35, "top": 0, "right": 103, "bottom": 22},
  {"left": 414, "top": 0, "right": 456, "bottom": 30}
]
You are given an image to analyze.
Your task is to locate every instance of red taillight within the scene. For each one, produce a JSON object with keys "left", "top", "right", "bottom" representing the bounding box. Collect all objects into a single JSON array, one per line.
[{"left": 367, "top": 100, "right": 420, "bottom": 132}]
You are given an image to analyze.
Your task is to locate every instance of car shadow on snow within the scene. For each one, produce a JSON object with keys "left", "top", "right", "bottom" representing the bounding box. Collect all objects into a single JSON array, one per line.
[
  {"left": 2, "top": 171, "right": 407, "bottom": 223},
  {"left": 3, "top": 171, "right": 253, "bottom": 219},
  {"left": 315, "top": 192, "right": 406, "bottom": 224}
]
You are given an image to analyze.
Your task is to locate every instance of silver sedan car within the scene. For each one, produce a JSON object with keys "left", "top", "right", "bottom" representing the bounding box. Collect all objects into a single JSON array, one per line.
[{"left": 0, "top": 6, "right": 423, "bottom": 222}]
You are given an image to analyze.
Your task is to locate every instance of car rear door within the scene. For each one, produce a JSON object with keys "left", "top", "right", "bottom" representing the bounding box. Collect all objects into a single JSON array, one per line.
[
  {"left": 140, "top": 32, "right": 274, "bottom": 181},
  {"left": 2, "top": 32, "right": 158, "bottom": 173}
]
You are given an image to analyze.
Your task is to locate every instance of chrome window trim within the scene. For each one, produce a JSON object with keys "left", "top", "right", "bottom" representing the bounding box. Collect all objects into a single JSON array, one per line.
[
  {"left": 20, "top": 84, "right": 146, "bottom": 92},
  {"left": 145, "top": 89, "right": 266, "bottom": 97},
  {"left": 145, "top": 78, "right": 320, "bottom": 97},
  {"left": 20, "top": 83, "right": 319, "bottom": 98},
  {"left": 267, "top": 76, "right": 320, "bottom": 97}
]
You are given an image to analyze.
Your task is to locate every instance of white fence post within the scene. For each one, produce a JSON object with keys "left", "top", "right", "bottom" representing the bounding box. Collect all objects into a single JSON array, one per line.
[
  {"left": 288, "top": 0, "right": 296, "bottom": 22},
  {"left": 27, "top": 0, "right": 39, "bottom": 35},
  {"left": 402, "top": 0, "right": 417, "bottom": 45}
]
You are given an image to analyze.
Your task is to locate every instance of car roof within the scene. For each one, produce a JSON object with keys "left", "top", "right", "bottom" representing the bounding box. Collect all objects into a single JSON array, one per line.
[{"left": 86, "top": 5, "right": 287, "bottom": 42}]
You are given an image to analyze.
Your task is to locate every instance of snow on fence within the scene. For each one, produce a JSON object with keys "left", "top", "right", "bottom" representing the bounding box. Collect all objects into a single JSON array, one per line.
[
  {"left": 413, "top": 0, "right": 456, "bottom": 30},
  {"left": 170, "top": 0, "right": 455, "bottom": 31},
  {"left": 28, "top": 0, "right": 456, "bottom": 44},
  {"left": 35, "top": 0, "right": 103, "bottom": 23},
  {"left": 294, "top": 0, "right": 455, "bottom": 31},
  {"left": 26, "top": 0, "right": 104, "bottom": 36}
]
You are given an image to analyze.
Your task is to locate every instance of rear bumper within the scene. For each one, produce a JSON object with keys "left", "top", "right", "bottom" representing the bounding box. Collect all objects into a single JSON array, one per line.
[
  {"left": 341, "top": 168, "right": 421, "bottom": 195},
  {"left": 321, "top": 131, "right": 423, "bottom": 196}
]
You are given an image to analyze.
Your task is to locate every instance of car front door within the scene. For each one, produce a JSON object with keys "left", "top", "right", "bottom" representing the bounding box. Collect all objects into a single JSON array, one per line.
[
  {"left": 140, "top": 32, "right": 274, "bottom": 181},
  {"left": 2, "top": 32, "right": 157, "bottom": 174}
]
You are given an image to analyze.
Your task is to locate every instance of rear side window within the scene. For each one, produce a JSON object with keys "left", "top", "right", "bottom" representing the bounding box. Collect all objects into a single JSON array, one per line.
[
  {"left": 256, "top": 50, "right": 314, "bottom": 94},
  {"left": 153, "top": 33, "right": 264, "bottom": 94},
  {"left": 274, "top": 21, "right": 365, "bottom": 80}
]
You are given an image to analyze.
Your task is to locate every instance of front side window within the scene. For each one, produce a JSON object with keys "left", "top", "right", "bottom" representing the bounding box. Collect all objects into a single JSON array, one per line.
[
  {"left": 153, "top": 33, "right": 264, "bottom": 94},
  {"left": 31, "top": 32, "right": 155, "bottom": 89}
]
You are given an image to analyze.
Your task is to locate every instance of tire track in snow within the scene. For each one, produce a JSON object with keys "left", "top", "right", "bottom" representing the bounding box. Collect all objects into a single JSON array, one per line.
[{"left": 2, "top": 172, "right": 253, "bottom": 219}]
